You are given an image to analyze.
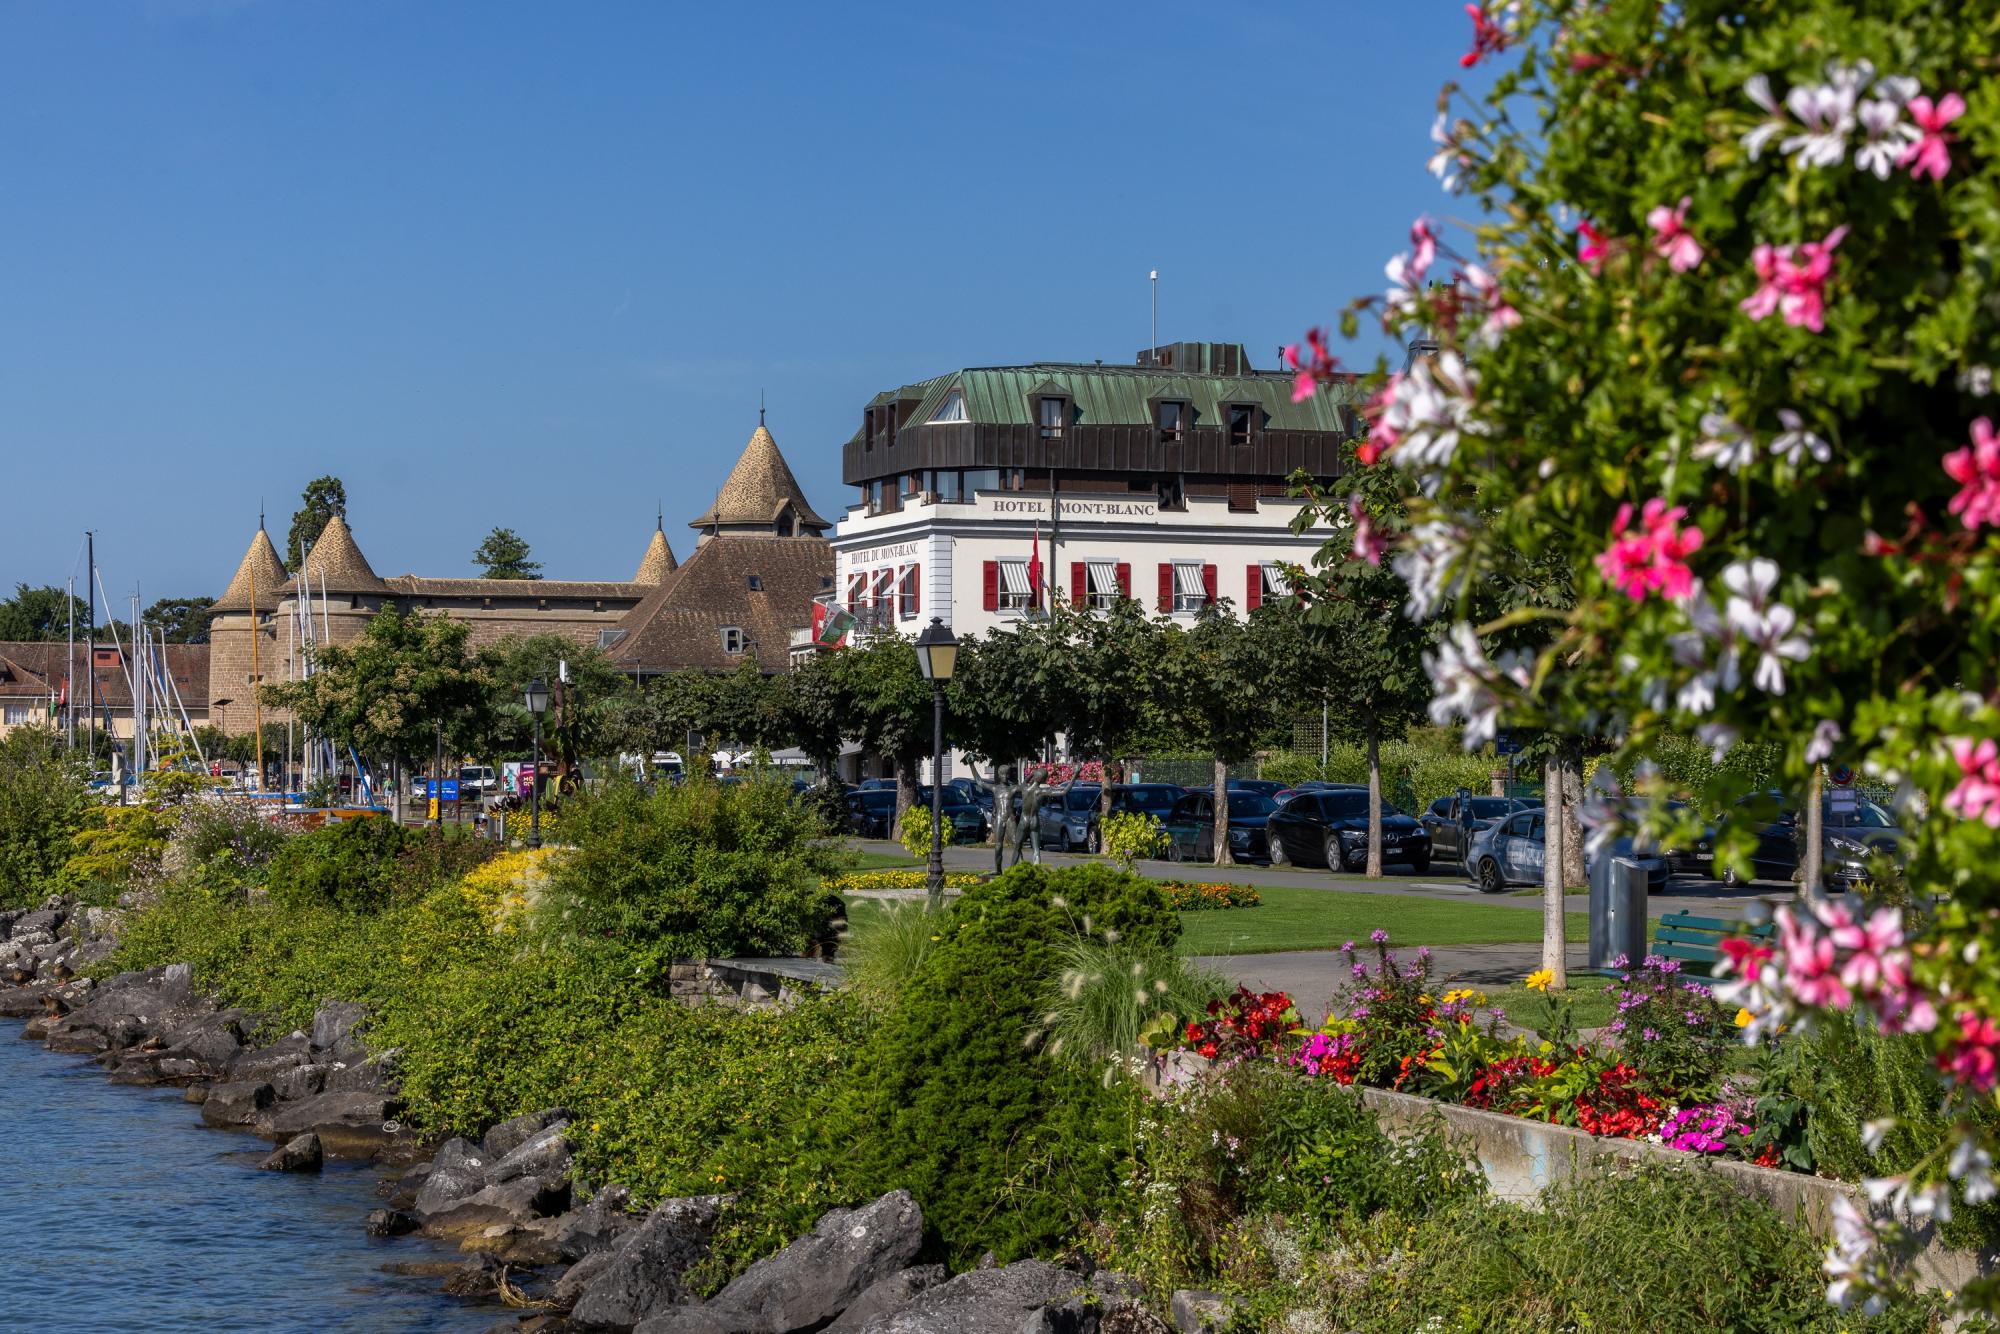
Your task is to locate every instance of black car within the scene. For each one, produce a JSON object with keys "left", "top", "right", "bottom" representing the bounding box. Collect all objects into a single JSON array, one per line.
[
  {"left": 913, "top": 786, "right": 991, "bottom": 843},
  {"left": 1267, "top": 788, "right": 1432, "bottom": 872},
  {"left": 1223, "top": 779, "right": 1290, "bottom": 799},
  {"left": 1161, "top": 788, "right": 1278, "bottom": 863},
  {"left": 1715, "top": 791, "right": 1909, "bottom": 890},
  {"left": 944, "top": 776, "right": 994, "bottom": 814},
  {"left": 844, "top": 788, "right": 897, "bottom": 839},
  {"left": 1418, "top": 794, "right": 1542, "bottom": 865}
]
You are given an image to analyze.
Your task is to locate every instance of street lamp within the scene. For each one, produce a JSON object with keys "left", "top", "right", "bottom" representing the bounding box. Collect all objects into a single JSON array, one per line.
[
  {"left": 524, "top": 676, "right": 550, "bottom": 849},
  {"left": 913, "top": 617, "right": 959, "bottom": 908}
]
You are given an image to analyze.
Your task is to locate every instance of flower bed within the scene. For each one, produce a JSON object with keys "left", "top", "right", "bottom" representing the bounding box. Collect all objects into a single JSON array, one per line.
[
  {"left": 1172, "top": 930, "right": 1798, "bottom": 1171},
  {"left": 1158, "top": 880, "right": 1261, "bottom": 911},
  {"left": 825, "top": 869, "right": 984, "bottom": 894}
]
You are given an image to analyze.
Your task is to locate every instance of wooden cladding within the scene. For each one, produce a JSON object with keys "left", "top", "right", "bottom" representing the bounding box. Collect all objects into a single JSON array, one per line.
[{"left": 843, "top": 421, "right": 1348, "bottom": 487}]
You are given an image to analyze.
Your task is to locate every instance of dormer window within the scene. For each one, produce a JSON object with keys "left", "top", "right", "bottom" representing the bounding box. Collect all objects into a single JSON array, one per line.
[
  {"left": 721, "top": 626, "right": 746, "bottom": 655},
  {"left": 1227, "top": 403, "right": 1257, "bottom": 448},
  {"left": 1038, "top": 396, "right": 1067, "bottom": 441},
  {"left": 747, "top": 575, "right": 763, "bottom": 591},
  {"left": 775, "top": 509, "right": 794, "bottom": 537},
  {"left": 1156, "top": 400, "right": 1188, "bottom": 445},
  {"left": 930, "top": 389, "right": 968, "bottom": 423}
]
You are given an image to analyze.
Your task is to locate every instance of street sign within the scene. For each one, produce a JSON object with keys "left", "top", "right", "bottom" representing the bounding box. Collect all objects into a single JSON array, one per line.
[
  {"left": 1831, "top": 764, "right": 1855, "bottom": 787},
  {"left": 1494, "top": 731, "right": 1521, "bottom": 756},
  {"left": 1829, "top": 785, "right": 1858, "bottom": 821},
  {"left": 425, "top": 779, "right": 461, "bottom": 801}
]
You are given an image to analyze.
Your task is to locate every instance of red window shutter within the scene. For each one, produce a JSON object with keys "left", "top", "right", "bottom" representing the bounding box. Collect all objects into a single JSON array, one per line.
[
  {"left": 1246, "top": 564, "right": 1262, "bottom": 610},
  {"left": 1157, "top": 563, "right": 1173, "bottom": 613},
  {"left": 983, "top": 560, "right": 999, "bottom": 612},
  {"left": 1115, "top": 562, "right": 1131, "bottom": 598},
  {"left": 1071, "top": 563, "right": 1087, "bottom": 607},
  {"left": 911, "top": 563, "right": 920, "bottom": 616},
  {"left": 1202, "top": 563, "right": 1218, "bottom": 605}
]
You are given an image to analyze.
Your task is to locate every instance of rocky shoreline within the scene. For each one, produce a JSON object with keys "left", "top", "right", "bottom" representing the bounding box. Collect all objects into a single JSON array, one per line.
[{"left": 0, "top": 897, "right": 1196, "bottom": 1334}]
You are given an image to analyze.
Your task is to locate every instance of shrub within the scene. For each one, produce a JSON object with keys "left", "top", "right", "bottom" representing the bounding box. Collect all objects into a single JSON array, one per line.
[
  {"left": 955, "top": 860, "right": 1181, "bottom": 955},
  {"left": 1101, "top": 810, "right": 1167, "bottom": 870},
  {"left": 840, "top": 899, "right": 945, "bottom": 1010},
  {"left": 159, "top": 800, "right": 296, "bottom": 883},
  {"left": 897, "top": 806, "right": 953, "bottom": 860},
  {"left": 60, "top": 805, "right": 173, "bottom": 893},
  {"left": 549, "top": 776, "right": 842, "bottom": 964},
  {"left": 455, "top": 847, "right": 562, "bottom": 928},
  {"left": 1037, "top": 936, "right": 1225, "bottom": 1071},
  {"left": 264, "top": 816, "right": 420, "bottom": 913},
  {"left": 0, "top": 727, "right": 92, "bottom": 907}
]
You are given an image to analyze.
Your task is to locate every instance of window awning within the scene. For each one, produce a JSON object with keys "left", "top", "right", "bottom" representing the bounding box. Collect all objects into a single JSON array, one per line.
[
  {"left": 1173, "top": 563, "right": 1206, "bottom": 597},
  {"left": 999, "top": 561, "right": 1031, "bottom": 596},
  {"left": 1087, "top": 561, "right": 1119, "bottom": 594}
]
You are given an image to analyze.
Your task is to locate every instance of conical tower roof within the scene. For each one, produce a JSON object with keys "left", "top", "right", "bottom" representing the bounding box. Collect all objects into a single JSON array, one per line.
[
  {"left": 689, "top": 423, "right": 830, "bottom": 533},
  {"left": 634, "top": 522, "right": 679, "bottom": 584},
  {"left": 289, "top": 514, "right": 387, "bottom": 594},
  {"left": 212, "top": 527, "right": 290, "bottom": 612}
]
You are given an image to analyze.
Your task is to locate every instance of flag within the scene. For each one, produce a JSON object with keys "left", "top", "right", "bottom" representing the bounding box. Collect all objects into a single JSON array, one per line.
[
  {"left": 1027, "top": 523, "right": 1043, "bottom": 608},
  {"left": 812, "top": 599, "right": 856, "bottom": 649}
]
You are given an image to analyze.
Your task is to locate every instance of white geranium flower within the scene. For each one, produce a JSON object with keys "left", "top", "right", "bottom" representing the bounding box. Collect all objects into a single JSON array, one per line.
[
  {"left": 1741, "top": 73, "right": 1789, "bottom": 160},
  {"left": 1695, "top": 412, "right": 1756, "bottom": 473},
  {"left": 1769, "top": 409, "right": 1832, "bottom": 466}
]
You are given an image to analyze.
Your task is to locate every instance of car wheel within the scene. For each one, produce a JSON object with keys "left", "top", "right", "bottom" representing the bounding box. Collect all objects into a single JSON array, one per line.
[
  {"left": 1478, "top": 858, "right": 1506, "bottom": 894},
  {"left": 1326, "top": 833, "right": 1351, "bottom": 871},
  {"left": 1269, "top": 830, "right": 1289, "bottom": 866},
  {"left": 1722, "top": 865, "right": 1744, "bottom": 888},
  {"left": 1166, "top": 840, "right": 1183, "bottom": 863},
  {"left": 1409, "top": 852, "right": 1431, "bottom": 875}
]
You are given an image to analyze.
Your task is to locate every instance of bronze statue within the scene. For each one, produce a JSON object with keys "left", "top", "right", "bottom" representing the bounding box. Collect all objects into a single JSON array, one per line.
[{"left": 988, "top": 764, "right": 1022, "bottom": 873}]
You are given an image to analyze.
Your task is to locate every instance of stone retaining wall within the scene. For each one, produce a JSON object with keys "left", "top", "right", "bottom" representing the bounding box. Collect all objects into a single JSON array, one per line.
[{"left": 665, "top": 957, "right": 842, "bottom": 1008}]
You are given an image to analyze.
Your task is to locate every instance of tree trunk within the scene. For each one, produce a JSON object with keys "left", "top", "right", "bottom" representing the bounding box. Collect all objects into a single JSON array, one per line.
[
  {"left": 1542, "top": 753, "right": 1568, "bottom": 987},
  {"left": 1212, "top": 755, "right": 1233, "bottom": 866},
  {"left": 1365, "top": 726, "right": 1383, "bottom": 879},
  {"left": 1802, "top": 762, "right": 1824, "bottom": 899},
  {"left": 1561, "top": 752, "right": 1586, "bottom": 889},
  {"left": 894, "top": 759, "right": 914, "bottom": 837}
]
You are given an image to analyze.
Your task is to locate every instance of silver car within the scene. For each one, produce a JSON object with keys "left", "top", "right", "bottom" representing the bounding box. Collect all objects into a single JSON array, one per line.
[{"left": 1468, "top": 810, "right": 1671, "bottom": 894}]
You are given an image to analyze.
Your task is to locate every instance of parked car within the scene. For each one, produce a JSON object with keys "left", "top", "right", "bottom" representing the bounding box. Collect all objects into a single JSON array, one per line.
[
  {"left": 945, "top": 776, "right": 994, "bottom": 814},
  {"left": 912, "top": 786, "right": 990, "bottom": 843},
  {"left": 457, "top": 765, "right": 499, "bottom": 797},
  {"left": 845, "top": 788, "right": 897, "bottom": 839},
  {"left": 1159, "top": 788, "right": 1278, "bottom": 863},
  {"left": 1466, "top": 809, "right": 1671, "bottom": 893},
  {"left": 1029, "top": 782, "right": 1187, "bottom": 853},
  {"left": 1223, "top": 778, "right": 1290, "bottom": 798},
  {"left": 1663, "top": 799, "right": 1718, "bottom": 876},
  {"left": 1714, "top": 791, "right": 1909, "bottom": 890},
  {"left": 1266, "top": 788, "right": 1432, "bottom": 872},
  {"left": 856, "top": 777, "right": 897, "bottom": 791},
  {"left": 1418, "top": 793, "right": 1542, "bottom": 865}
]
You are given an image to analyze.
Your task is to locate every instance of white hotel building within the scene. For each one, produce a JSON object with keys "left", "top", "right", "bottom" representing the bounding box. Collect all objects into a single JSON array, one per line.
[{"left": 828, "top": 342, "right": 1366, "bottom": 643}]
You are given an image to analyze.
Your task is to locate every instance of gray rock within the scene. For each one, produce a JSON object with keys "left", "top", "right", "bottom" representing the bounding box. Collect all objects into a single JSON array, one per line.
[
  {"left": 310, "top": 1000, "right": 368, "bottom": 1060},
  {"left": 1169, "top": 1291, "right": 1237, "bottom": 1334},
  {"left": 322, "top": 1055, "right": 393, "bottom": 1093},
  {"left": 0, "top": 907, "right": 22, "bottom": 939},
  {"left": 482, "top": 1106, "right": 573, "bottom": 1160},
  {"left": 1099, "top": 1308, "right": 1171, "bottom": 1334},
  {"left": 569, "top": 1195, "right": 723, "bottom": 1329},
  {"left": 549, "top": 1247, "right": 621, "bottom": 1311},
  {"left": 488, "top": 1121, "right": 570, "bottom": 1186},
  {"left": 159, "top": 1012, "right": 248, "bottom": 1076},
  {"left": 259, "top": 1133, "right": 324, "bottom": 1172},
  {"left": 557, "top": 1183, "right": 636, "bottom": 1260},
  {"left": 708, "top": 1191, "right": 923, "bottom": 1333},
  {"left": 826, "top": 1265, "right": 949, "bottom": 1332},
  {"left": 229, "top": 1033, "right": 313, "bottom": 1081},
  {"left": 1020, "top": 1299, "right": 1099, "bottom": 1334},
  {"left": 256, "top": 1090, "right": 399, "bottom": 1158},
  {"left": 0, "top": 982, "right": 56, "bottom": 1017},
  {"left": 365, "top": 1208, "right": 420, "bottom": 1238},
  {"left": 420, "top": 1174, "right": 570, "bottom": 1239},
  {"left": 271, "top": 1064, "right": 328, "bottom": 1101},
  {"left": 13, "top": 908, "right": 65, "bottom": 937},
  {"left": 635, "top": 1308, "right": 774, "bottom": 1334},
  {"left": 413, "top": 1137, "right": 490, "bottom": 1217},
  {"left": 200, "top": 1080, "right": 276, "bottom": 1127},
  {"left": 854, "top": 1261, "right": 1088, "bottom": 1334}
]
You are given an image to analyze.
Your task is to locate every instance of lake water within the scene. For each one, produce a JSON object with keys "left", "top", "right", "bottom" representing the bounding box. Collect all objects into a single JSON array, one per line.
[{"left": 0, "top": 1022, "right": 501, "bottom": 1332}]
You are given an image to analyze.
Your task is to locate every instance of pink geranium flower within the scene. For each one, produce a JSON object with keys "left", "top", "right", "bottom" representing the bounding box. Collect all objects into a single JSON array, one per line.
[
  {"left": 1778, "top": 907, "right": 1851, "bottom": 1010},
  {"left": 1348, "top": 493, "right": 1384, "bottom": 566},
  {"left": 1460, "top": 3, "right": 1508, "bottom": 68},
  {"left": 1410, "top": 217, "right": 1438, "bottom": 279},
  {"left": 1359, "top": 372, "right": 1402, "bottom": 465},
  {"left": 1739, "top": 226, "right": 1847, "bottom": 332},
  {"left": 1283, "top": 327, "right": 1339, "bottom": 404},
  {"left": 1577, "top": 220, "right": 1609, "bottom": 273},
  {"left": 1944, "top": 418, "right": 2000, "bottom": 530},
  {"left": 1646, "top": 197, "right": 1704, "bottom": 272},
  {"left": 1942, "top": 1011, "right": 2000, "bottom": 1093},
  {"left": 1593, "top": 498, "right": 1703, "bottom": 600},
  {"left": 1901, "top": 92, "right": 1964, "bottom": 181},
  {"left": 1945, "top": 735, "right": 2000, "bottom": 826}
]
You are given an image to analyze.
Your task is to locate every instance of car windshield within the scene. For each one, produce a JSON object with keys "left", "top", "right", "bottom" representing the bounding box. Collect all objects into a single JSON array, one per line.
[
  {"left": 1227, "top": 793, "right": 1277, "bottom": 818},
  {"left": 1325, "top": 792, "right": 1368, "bottom": 818},
  {"left": 1118, "top": 787, "right": 1179, "bottom": 815},
  {"left": 1066, "top": 788, "right": 1099, "bottom": 812},
  {"left": 861, "top": 791, "right": 894, "bottom": 811},
  {"left": 1825, "top": 797, "right": 1897, "bottom": 829},
  {"left": 1470, "top": 798, "right": 1515, "bottom": 819}
]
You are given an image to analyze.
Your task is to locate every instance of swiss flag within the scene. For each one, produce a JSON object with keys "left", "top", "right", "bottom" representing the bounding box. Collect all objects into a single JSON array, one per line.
[{"left": 1027, "top": 523, "right": 1043, "bottom": 608}]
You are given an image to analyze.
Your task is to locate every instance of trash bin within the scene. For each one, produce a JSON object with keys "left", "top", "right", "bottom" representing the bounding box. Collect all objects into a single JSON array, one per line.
[{"left": 1588, "top": 854, "right": 1648, "bottom": 971}]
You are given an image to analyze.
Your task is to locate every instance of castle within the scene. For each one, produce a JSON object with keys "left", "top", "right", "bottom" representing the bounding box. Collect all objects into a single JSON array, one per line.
[{"left": 206, "top": 421, "right": 833, "bottom": 735}]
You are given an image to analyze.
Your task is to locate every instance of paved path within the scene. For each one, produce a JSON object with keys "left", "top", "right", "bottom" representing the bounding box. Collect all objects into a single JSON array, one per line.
[{"left": 1198, "top": 943, "right": 1597, "bottom": 1024}]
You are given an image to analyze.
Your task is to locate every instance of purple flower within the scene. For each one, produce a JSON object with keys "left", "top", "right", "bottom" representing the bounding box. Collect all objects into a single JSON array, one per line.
[
  {"left": 1341, "top": 940, "right": 1356, "bottom": 954},
  {"left": 1418, "top": 945, "right": 1432, "bottom": 960},
  {"left": 1606, "top": 1020, "right": 1627, "bottom": 1034},
  {"left": 1643, "top": 1027, "right": 1660, "bottom": 1042},
  {"left": 1370, "top": 928, "right": 1390, "bottom": 945}
]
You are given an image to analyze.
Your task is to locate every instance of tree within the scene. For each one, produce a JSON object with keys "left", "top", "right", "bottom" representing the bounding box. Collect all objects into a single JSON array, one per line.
[
  {"left": 1159, "top": 605, "right": 1286, "bottom": 866},
  {"left": 709, "top": 655, "right": 786, "bottom": 755},
  {"left": 824, "top": 633, "right": 933, "bottom": 818},
  {"left": 0, "top": 584, "right": 85, "bottom": 642},
  {"left": 948, "top": 624, "right": 1069, "bottom": 776},
  {"left": 475, "top": 635, "right": 631, "bottom": 780},
  {"left": 777, "top": 654, "right": 846, "bottom": 778},
  {"left": 143, "top": 596, "right": 216, "bottom": 645},
  {"left": 473, "top": 527, "right": 543, "bottom": 581},
  {"left": 287, "top": 475, "right": 346, "bottom": 570},
  {"left": 262, "top": 604, "right": 488, "bottom": 820},
  {"left": 601, "top": 670, "right": 717, "bottom": 772},
  {"left": 1056, "top": 600, "right": 1167, "bottom": 817}
]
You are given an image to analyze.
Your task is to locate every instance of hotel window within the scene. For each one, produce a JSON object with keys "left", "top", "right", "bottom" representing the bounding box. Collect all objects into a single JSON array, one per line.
[
  {"left": 1227, "top": 404, "right": 1257, "bottom": 448},
  {"left": 872, "top": 566, "right": 897, "bottom": 614},
  {"left": 930, "top": 389, "right": 968, "bottom": 423},
  {"left": 962, "top": 468, "right": 999, "bottom": 496},
  {"left": 846, "top": 572, "right": 866, "bottom": 611},
  {"left": 1156, "top": 400, "right": 1187, "bottom": 445},
  {"left": 1157, "top": 474, "right": 1186, "bottom": 511},
  {"left": 898, "top": 564, "right": 921, "bottom": 619},
  {"left": 1085, "top": 561, "right": 1121, "bottom": 611},
  {"left": 998, "top": 559, "right": 1033, "bottom": 612},
  {"left": 721, "top": 626, "right": 746, "bottom": 655},
  {"left": 902, "top": 473, "right": 921, "bottom": 498},
  {"left": 932, "top": 469, "right": 964, "bottom": 502},
  {"left": 1260, "top": 564, "right": 1291, "bottom": 603},
  {"left": 1172, "top": 561, "right": 1208, "bottom": 612},
  {"left": 862, "top": 408, "right": 875, "bottom": 450},
  {"left": 1038, "top": 396, "right": 1066, "bottom": 441}
]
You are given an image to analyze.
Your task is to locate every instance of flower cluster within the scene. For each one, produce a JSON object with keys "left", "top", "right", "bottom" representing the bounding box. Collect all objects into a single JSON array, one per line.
[
  {"left": 1181, "top": 987, "right": 1299, "bottom": 1062},
  {"left": 1595, "top": 498, "right": 1704, "bottom": 601},
  {"left": 1654, "top": 1099, "right": 1755, "bottom": 1155},
  {"left": 1944, "top": 736, "right": 2000, "bottom": 826},
  {"left": 823, "top": 869, "right": 984, "bottom": 893},
  {"left": 1574, "top": 1062, "right": 1666, "bottom": 1139},
  {"left": 1717, "top": 903, "right": 1939, "bottom": 1055},
  {"left": 1740, "top": 226, "right": 1847, "bottom": 333},
  {"left": 1425, "top": 622, "right": 1532, "bottom": 750},
  {"left": 1943, "top": 418, "right": 2000, "bottom": 531},
  {"left": 1742, "top": 61, "right": 1957, "bottom": 182},
  {"left": 1290, "top": 1030, "right": 1361, "bottom": 1083},
  {"left": 1159, "top": 880, "right": 1261, "bottom": 912}
]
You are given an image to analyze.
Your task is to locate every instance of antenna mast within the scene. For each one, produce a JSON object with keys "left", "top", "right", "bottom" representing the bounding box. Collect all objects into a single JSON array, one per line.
[{"left": 1150, "top": 269, "right": 1159, "bottom": 353}]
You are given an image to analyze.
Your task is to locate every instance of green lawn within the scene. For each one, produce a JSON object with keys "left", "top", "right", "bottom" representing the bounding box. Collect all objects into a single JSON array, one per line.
[
  {"left": 1175, "top": 885, "right": 1591, "bottom": 956},
  {"left": 841, "top": 849, "right": 925, "bottom": 872},
  {"left": 1487, "top": 981, "right": 1619, "bottom": 1031}
]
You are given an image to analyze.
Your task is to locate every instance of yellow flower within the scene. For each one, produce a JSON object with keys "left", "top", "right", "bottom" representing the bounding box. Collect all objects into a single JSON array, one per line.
[
  {"left": 1524, "top": 968, "right": 1555, "bottom": 992},
  {"left": 1734, "top": 1008, "right": 1753, "bottom": 1028}
]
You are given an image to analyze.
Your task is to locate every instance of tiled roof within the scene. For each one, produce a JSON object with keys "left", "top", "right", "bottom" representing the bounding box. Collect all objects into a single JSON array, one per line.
[
  {"left": 0, "top": 642, "right": 210, "bottom": 711},
  {"left": 610, "top": 535, "right": 833, "bottom": 673},
  {"left": 689, "top": 425, "right": 831, "bottom": 532},
  {"left": 287, "top": 515, "right": 387, "bottom": 595},
  {"left": 213, "top": 528, "right": 290, "bottom": 612},
  {"left": 379, "top": 576, "right": 649, "bottom": 602},
  {"left": 634, "top": 526, "right": 678, "bottom": 584}
]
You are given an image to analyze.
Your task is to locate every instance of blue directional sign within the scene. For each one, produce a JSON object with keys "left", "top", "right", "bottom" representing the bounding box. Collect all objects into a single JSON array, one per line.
[
  {"left": 1494, "top": 731, "right": 1521, "bottom": 756},
  {"left": 426, "top": 779, "right": 461, "bottom": 801}
]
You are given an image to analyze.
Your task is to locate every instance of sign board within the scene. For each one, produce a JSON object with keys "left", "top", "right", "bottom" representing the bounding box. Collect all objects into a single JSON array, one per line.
[
  {"left": 425, "top": 779, "right": 461, "bottom": 801},
  {"left": 1829, "top": 785, "right": 1858, "bottom": 820},
  {"left": 1831, "top": 764, "right": 1855, "bottom": 787},
  {"left": 1493, "top": 731, "right": 1521, "bottom": 756}
]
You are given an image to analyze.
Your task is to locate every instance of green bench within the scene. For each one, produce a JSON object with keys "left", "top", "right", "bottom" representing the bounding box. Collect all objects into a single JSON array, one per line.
[{"left": 1652, "top": 911, "right": 1775, "bottom": 975}]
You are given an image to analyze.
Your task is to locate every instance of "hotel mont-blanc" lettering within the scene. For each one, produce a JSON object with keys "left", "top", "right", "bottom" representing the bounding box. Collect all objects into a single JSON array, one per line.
[{"left": 989, "top": 499, "right": 1156, "bottom": 518}]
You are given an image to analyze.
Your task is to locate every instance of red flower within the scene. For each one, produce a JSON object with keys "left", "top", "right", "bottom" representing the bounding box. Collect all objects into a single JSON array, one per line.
[{"left": 1459, "top": 3, "right": 1509, "bottom": 68}]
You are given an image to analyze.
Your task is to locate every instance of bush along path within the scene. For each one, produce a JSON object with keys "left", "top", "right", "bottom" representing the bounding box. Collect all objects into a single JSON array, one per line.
[{"left": 0, "top": 896, "right": 1170, "bottom": 1334}]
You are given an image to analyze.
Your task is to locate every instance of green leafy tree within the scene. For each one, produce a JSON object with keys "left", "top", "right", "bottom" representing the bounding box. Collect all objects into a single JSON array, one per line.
[
  {"left": 947, "top": 625, "right": 1067, "bottom": 776},
  {"left": 0, "top": 584, "right": 86, "bottom": 642},
  {"left": 1158, "top": 605, "right": 1286, "bottom": 865},
  {"left": 602, "top": 669, "right": 718, "bottom": 773},
  {"left": 262, "top": 604, "right": 489, "bottom": 820},
  {"left": 143, "top": 596, "right": 216, "bottom": 645},
  {"left": 286, "top": 475, "right": 347, "bottom": 570},
  {"left": 1056, "top": 600, "right": 1167, "bottom": 814},
  {"left": 776, "top": 654, "right": 846, "bottom": 778},
  {"left": 474, "top": 635, "right": 631, "bottom": 778},
  {"left": 709, "top": 656, "right": 786, "bottom": 756},
  {"left": 473, "top": 527, "right": 543, "bottom": 581},
  {"left": 825, "top": 633, "right": 933, "bottom": 817}
]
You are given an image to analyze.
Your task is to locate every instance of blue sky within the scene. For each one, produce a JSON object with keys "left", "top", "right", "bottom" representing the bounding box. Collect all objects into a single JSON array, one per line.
[{"left": 0, "top": 0, "right": 1474, "bottom": 600}]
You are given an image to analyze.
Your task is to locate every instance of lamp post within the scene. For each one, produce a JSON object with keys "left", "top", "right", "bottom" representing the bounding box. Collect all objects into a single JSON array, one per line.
[
  {"left": 524, "top": 676, "right": 550, "bottom": 849},
  {"left": 912, "top": 617, "right": 959, "bottom": 909}
]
